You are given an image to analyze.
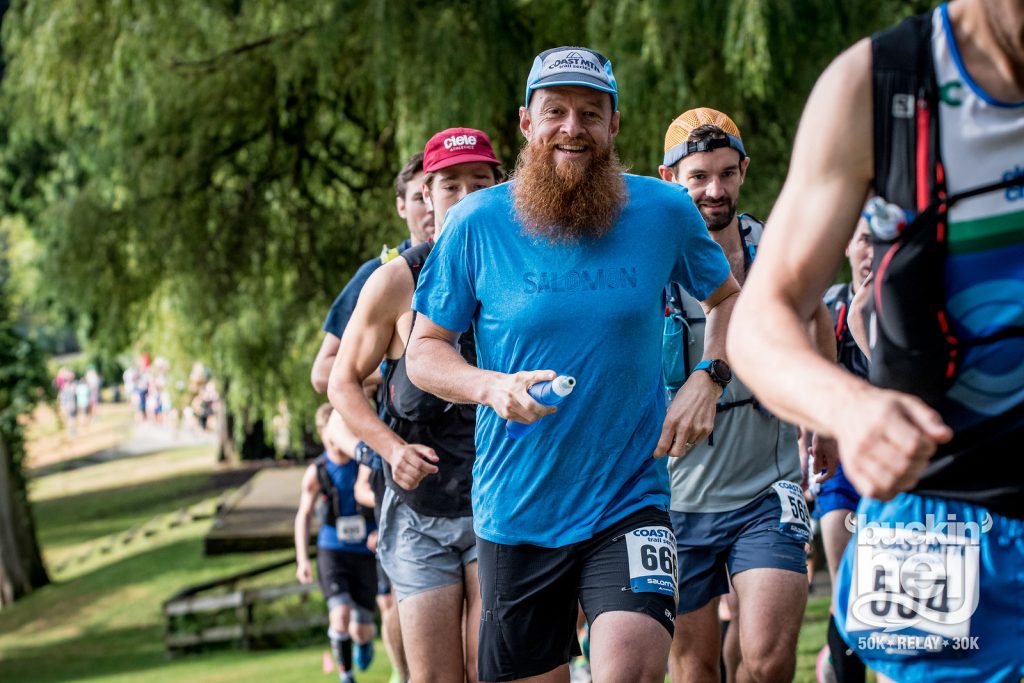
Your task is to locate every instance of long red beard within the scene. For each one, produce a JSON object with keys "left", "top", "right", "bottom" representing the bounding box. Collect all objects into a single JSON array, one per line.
[{"left": 512, "top": 137, "right": 627, "bottom": 242}]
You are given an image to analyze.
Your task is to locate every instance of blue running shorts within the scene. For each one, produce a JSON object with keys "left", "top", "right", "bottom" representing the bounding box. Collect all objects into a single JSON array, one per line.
[
  {"left": 835, "top": 493, "right": 1024, "bottom": 683},
  {"left": 671, "top": 484, "right": 809, "bottom": 614},
  {"left": 813, "top": 462, "right": 862, "bottom": 519}
]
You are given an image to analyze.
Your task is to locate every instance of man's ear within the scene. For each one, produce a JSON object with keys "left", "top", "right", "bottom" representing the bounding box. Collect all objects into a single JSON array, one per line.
[
  {"left": 739, "top": 156, "right": 751, "bottom": 184},
  {"left": 657, "top": 164, "right": 676, "bottom": 183},
  {"left": 609, "top": 109, "right": 620, "bottom": 138},
  {"left": 396, "top": 195, "right": 407, "bottom": 219},
  {"left": 422, "top": 182, "right": 433, "bottom": 212},
  {"left": 519, "top": 105, "right": 532, "bottom": 141}
]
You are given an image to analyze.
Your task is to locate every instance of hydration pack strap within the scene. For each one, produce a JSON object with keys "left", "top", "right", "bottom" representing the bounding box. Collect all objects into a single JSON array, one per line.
[
  {"left": 716, "top": 397, "right": 757, "bottom": 413},
  {"left": 871, "top": 12, "right": 940, "bottom": 211},
  {"left": 315, "top": 459, "right": 340, "bottom": 520},
  {"left": 704, "top": 397, "right": 763, "bottom": 447},
  {"left": 944, "top": 174, "right": 1024, "bottom": 208}
]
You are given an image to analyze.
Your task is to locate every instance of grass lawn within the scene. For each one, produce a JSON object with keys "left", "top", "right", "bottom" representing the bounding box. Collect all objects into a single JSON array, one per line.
[
  {"left": 1, "top": 443, "right": 395, "bottom": 683},
  {"left": 2, "top": 419, "right": 841, "bottom": 682}
]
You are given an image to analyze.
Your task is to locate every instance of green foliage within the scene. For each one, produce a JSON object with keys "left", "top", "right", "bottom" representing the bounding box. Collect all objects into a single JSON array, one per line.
[
  {"left": 0, "top": 0, "right": 936, "bottom": 441},
  {"left": 0, "top": 238, "right": 50, "bottom": 472}
]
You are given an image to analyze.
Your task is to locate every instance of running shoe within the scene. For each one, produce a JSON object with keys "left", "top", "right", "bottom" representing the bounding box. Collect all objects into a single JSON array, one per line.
[{"left": 354, "top": 640, "right": 374, "bottom": 671}]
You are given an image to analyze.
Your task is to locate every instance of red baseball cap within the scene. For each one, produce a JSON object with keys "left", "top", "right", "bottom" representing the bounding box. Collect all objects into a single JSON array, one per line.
[{"left": 422, "top": 127, "right": 501, "bottom": 173}]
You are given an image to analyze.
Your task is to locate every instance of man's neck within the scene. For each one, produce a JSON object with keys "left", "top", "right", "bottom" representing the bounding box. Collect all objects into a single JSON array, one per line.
[
  {"left": 952, "top": 0, "right": 1024, "bottom": 101},
  {"left": 709, "top": 215, "right": 746, "bottom": 282}
]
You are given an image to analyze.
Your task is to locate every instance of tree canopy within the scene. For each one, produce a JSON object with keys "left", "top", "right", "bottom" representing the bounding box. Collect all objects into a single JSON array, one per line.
[{"left": 0, "top": 0, "right": 935, "bottom": 442}]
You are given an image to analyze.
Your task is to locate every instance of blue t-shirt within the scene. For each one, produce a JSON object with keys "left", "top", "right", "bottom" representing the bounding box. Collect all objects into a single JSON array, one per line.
[
  {"left": 322, "top": 239, "right": 412, "bottom": 337},
  {"left": 412, "top": 176, "right": 730, "bottom": 547},
  {"left": 317, "top": 454, "right": 376, "bottom": 554}
]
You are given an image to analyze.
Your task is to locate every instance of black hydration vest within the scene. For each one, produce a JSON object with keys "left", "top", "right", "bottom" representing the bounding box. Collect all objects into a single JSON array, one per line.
[
  {"left": 870, "top": 12, "right": 1024, "bottom": 518},
  {"left": 823, "top": 283, "right": 870, "bottom": 380},
  {"left": 381, "top": 240, "right": 476, "bottom": 518}
]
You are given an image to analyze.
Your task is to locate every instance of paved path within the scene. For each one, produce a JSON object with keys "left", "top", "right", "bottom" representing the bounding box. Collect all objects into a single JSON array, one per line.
[{"left": 29, "top": 421, "right": 218, "bottom": 478}]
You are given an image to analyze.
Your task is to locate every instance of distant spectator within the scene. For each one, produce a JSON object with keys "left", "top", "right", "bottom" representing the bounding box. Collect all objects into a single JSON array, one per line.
[
  {"left": 123, "top": 366, "right": 138, "bottom": 404},
  {"left": 85, "top": 366, "right": 102, "bottom": 410},
  {"left": 75, "top": 379, "right": 91, "bottom": 427},
  {"left": 59, "top": 374, "right": 78, "bottom": 435}
]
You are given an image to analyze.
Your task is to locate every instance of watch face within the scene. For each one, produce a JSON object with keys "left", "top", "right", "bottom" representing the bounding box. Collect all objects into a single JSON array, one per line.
[{"left": 711, "top": 360, "right": 732, "bottom": 384}]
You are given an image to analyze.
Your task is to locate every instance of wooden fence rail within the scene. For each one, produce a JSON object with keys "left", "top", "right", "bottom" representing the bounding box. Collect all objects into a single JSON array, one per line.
[{"left": 163, "top": 558, "right": 325, "bottom": 656}]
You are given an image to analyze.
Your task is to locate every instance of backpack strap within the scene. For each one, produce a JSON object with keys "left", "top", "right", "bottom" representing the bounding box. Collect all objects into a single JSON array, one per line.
[
  {"left": 871, "top": 11, "right": 944, "bottom": 212},
  {"left": 823, "top": 282, "right": 852, "bottom": 341},
  {"left": 737, "top": 213, "right": 763, "bottom": 271},
  {"left": 399, "top": 240, "right": 433, "bottom": 288},
  {"left": 314, "top": 456, "right": 340, "bottom": 521}
]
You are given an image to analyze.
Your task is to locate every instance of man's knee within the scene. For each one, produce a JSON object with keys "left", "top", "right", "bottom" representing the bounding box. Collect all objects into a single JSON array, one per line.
[
  {"left": 739, "top": 644, "right": 796, "bottom": 683},
  {"left": 376, "top": 592, "right": 395, "bottom": 612},
  {"left": 351, "top": 621, "right": 375, "bottom": 644},
  {"left": 668, "top": 638, "right": 719, "bottom": 682},
  {"left": 328, "top": 603, "right": 351, "bottom": 632}
]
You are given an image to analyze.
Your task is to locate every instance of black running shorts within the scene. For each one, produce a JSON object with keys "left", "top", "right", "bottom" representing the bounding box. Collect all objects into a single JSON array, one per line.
[
  {"left": 316, "top": 547, "right": 378, "bottom": 622},
  {"left": 477, "top": 507, "right": 677, "bottom": 682}
]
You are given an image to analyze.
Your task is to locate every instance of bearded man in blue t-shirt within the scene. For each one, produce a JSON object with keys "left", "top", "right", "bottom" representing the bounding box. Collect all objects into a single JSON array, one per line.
[{"left": 405, "top": 46, "right": 740, "bottom": 683}]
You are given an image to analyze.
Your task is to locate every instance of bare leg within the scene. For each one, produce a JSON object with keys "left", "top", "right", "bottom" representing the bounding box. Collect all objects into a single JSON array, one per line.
[
  {"left": 820, "top": 510, "right": 853, "bottom": 594},
  {"left": 669, "top": 598, "right": 721, "bottom": 683},
  {"left": 398, "top": 583, "right": 465, "bottom": 683},
  {"left": 377, "top": 592, "right": 408, "bottom": 679},
  {"left": 722, "top": 591, "right": 741, "bottom": 683},
  {"left": 731, "top": 568, "right": 807, "bottom": 683},
  {"left": 464, "top": 561, "right": 481, "bottom": 683},
  {"left": 590, "top": 611, "right": 671, "bottom": 683}
]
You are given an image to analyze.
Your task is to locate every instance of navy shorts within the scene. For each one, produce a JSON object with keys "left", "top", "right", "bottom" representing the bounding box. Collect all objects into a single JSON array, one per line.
[
  {"left": 671, "top": 485, "right": 809, "bottom": 614},
  {"left": 813, "top": 462, "right": 861, "bottom": 519}
]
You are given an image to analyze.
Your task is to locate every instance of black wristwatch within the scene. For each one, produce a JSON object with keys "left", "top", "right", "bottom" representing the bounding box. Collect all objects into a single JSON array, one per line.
[{"left": 693, "top": 359, "right": 732, "bottom": 387}]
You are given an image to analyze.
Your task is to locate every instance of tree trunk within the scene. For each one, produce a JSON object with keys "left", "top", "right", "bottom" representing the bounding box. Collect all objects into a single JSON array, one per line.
[
  {"left": 0, "top": 433, "right": 49, "bottom": 608},
  {"left": 217, "top": 376, "right": 238, "bottom": 466}
]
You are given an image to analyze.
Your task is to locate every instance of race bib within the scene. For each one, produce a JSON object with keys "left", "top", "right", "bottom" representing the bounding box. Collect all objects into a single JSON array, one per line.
[
  {"left": 624, "top": 526, "right": 678, "bottom": 599},
  {"left": 335, "top": 515, "right": 367, "bottom": 544},
  {"left": 772, "top": 480, "right": 811, "bottom": 543},
  {"left": 845, "top": 526, "right": 979, "bottom": 643}
]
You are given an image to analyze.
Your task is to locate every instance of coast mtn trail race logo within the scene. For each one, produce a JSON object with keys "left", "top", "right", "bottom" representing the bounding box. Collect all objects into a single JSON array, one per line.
[
  {"left": 844, "top": 513, "right": 990, "bottom": 642},
  {"left": 546, "top": 50, "right": 602, "bottom": 76},
  {"left": 443, "top": 133, "right": 478, "bottom": 151}
]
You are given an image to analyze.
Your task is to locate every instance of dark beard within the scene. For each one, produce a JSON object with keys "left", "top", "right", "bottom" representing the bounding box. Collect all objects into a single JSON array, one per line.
[
  {"left": 700, "top": 200, "right": 738, "bottom": 232},
  {"left": 512, "top": 137, "right": 627, "bottom": 242}
]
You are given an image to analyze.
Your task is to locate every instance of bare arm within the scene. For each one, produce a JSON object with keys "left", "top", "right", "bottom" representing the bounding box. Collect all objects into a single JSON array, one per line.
[
  {"left": 727, "top": 39, "right": 951, "bottom": 499},
  {"left": 847, "top": 273, "right": 873, "bottom": 359},
  {"left": 406, "top": 315, "right": 560, "bottom": 424},
  {"left": 354, "top": 463, "right": 376, "bottom": 509},
  {"left": 655, "top": 276, "right": 740, "bottom": 458},
  {"left": 326, "top": 409, "right": 361, "bottom": 459},
  {"left": 328, "top": 262, "right": 439, "bottom": 489},
  {"left": 810, "top": 301, "right": 838, "bottom": 363},
  {"left": 294, "top": 466, "right": 318, "bottom": 584},
  {"left": 311, "top": 333, "right": 341, "bottom": 394}
]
